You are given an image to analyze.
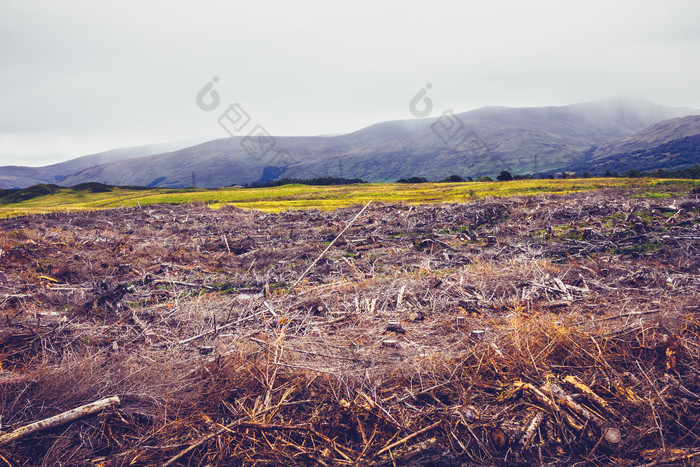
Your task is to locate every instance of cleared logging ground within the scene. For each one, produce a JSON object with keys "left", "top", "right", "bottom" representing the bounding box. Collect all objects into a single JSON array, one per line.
[{"left": 0, "top": 187, "right": 699, "bottom": 466}]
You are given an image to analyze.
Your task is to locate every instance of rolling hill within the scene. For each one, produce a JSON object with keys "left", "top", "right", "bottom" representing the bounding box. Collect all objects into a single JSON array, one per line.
[
  {"left": 2, "top": 97, "right": 697, "bottom": 189},
  {"left": 563, "top": 115, "right": 700, "bottom": 174},
  {"left": 0, "top": 139, "right": 206, "bottom": 189}
]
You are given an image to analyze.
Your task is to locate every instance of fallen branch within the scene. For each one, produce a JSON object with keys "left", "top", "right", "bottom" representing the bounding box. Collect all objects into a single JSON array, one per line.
[
  {"left": 0, "top": 396, "right": 120, "bottom": 446},
  {"left": 282, "top": 345, "right": 391, "bottom": 364},
  {"left": 381, "top": 437, "right": 438, "bottom": 465},
  {"left": 163, "top": 422, "right": 235, "bottom": 466},
  {"left": 377, "top": 420, "right": 442, "bottom": 456},
  {"left": 178, "top": 310, "right": 264, "bottom": 345},
  {"left": 637, "top": 449, "right": 700, "bottom": 467},
  {"left": 519, "top": 411, "right": 545, "bottom": 449},
  {"left": 153, "top": 279, "right": 214, "bottom": 290},
  {"left": 596, "top": 310, "right": 661, "bottom": 322},
  {"left": 291, "top": 200, "right": 371, "bottom": 290}
]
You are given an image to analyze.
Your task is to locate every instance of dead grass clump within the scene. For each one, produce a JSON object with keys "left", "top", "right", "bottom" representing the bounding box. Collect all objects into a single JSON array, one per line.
[{"left": 1, "top": 190, "right": 699, "bottom": 465}]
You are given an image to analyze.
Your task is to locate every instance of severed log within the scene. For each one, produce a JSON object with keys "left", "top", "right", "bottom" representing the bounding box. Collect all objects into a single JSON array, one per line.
[
  {"left": 490, "top": 427, "right": 509, "bottom": 450},
  {"left": 508, "top": 382, "right": 583, "bottom": 432},
  {"left": 0, "top": 396, "right": 120, "bottom": 446},
  {"left": 519, "top": 411, "right": 546, "bottom": 449},
  {"left": 562, "top": 375, "right": 620, "bottom": 418},
  {"left": 547, "top": 383, "right": 605, "bottom": 426},
  {"left": 547, "top": 383, "right": 621, "bottom": 444}
]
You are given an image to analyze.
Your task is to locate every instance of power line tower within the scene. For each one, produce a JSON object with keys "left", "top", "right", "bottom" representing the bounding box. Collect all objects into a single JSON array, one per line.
[
  {"left": 192, "top": 172, "right": 196, "bottom": 188},
  {"left": 533, "top": 154, "right": 538, "bottom": 175}
]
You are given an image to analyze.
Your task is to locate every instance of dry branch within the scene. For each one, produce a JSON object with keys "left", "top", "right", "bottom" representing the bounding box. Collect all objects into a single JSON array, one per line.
[
  {"left": 376, "top": 420, "right": 442, "bottom": 456},
  {"left": 291, "top": 200, "right": 371, "bottom": 290},
  {"left": 153, "top": 279, "right": 214, "bottom": 290},
  {"left": 547, "top": 383, "right": 607, "bottom": 427},
  {"left": 0, "top": 396, "right": 120, "bottom": 446},
  {"left": 638, "top": 449, "right": 700, "bottom": 467}
]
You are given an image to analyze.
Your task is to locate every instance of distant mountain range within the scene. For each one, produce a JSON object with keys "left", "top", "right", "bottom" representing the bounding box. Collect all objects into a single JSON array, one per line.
[
  {"left": 0, "top": 139, "right": 206, "bottom": 189},
  {"left": 1, "top": 97, "right": 698, "bottom": 189},
  {"left": 562, "top": 114, "right": 700, "bottom": 174}
]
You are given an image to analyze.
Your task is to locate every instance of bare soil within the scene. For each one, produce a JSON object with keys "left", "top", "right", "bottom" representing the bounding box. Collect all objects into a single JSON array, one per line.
[{"left": 0, "top": 188, "right": 699, "bottom": 466}]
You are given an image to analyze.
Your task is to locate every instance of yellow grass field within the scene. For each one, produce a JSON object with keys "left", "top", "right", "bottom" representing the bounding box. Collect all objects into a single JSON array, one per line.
[{"left": 1, "top": 178, "right": 696, "bottom": 217}]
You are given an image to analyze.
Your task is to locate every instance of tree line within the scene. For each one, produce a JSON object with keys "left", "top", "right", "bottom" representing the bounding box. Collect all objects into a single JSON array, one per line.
[{"left": 396, "top": 165, "right": 700, "bottom": 183}]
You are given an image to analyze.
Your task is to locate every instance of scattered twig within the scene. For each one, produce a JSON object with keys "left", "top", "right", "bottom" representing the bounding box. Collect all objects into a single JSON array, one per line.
[{"left": 178, "top": 310, "right": 264, "bottom": 345}]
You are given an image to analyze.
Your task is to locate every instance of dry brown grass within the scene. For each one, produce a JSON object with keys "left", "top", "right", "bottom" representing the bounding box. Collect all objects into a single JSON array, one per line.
[{"left": 0, "top": 188, "right": 699, "bottom": 465}]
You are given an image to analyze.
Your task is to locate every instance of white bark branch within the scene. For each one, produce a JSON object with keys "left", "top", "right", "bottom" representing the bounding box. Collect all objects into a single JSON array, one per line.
[{"left": 0, "top": 396, "right": 121, "bottom": 445}]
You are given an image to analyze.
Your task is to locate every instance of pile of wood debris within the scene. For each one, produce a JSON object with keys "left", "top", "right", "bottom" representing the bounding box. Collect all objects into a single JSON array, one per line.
[{"left": 0, "top": 187, "right": 698, "bottom": 465}]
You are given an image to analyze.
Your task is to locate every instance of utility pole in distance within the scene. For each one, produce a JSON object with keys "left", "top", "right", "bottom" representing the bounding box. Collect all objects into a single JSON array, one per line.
[{"left": 192, "top": 172, "right": 196, "bottom": 188}]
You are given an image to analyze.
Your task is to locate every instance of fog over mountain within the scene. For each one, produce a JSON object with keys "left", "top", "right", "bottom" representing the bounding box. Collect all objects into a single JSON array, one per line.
[{"left": 2, "top": 1, "right": 699, "bottom": 167}]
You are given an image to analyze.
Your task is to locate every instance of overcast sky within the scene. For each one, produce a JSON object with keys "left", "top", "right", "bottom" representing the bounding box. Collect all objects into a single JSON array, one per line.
[{"left": 1, "top": 0, "right": 699, "bottom": 166}]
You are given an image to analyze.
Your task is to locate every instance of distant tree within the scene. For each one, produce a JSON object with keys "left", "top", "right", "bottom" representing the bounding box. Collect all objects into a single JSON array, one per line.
[
  {"left": 440, "top": 175, "right": 465, "bottom": 183},
  {"left": 477, "top": 176, "right": 493, "bottom": 182},
  {"left": 466, "top": 176, "right": 474, "bottom": 182},
  {"left": 581, "top": 171, "right": 593, "bottom": 178},
  {"left": 496, "top": 170, "right": 513, "bottom": 181},
  {"left": 244, "top": 177, "right": 366, "bottom": 188},
  {"left": 624, "top": 168, "right": 643, "bottom": 178},
  {"left": 640, "top": 165, "right": 699, "bottom": 179},
  {"left": 397, "top": 176, "right": 429, "bottom": 184},
  {"left": 604, "top": 170, "right": 613, "bottom": 177}
]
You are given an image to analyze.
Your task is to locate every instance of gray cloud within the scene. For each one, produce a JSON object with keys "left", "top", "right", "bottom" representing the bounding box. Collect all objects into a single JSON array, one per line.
[{"left": 1, "top": 0, "right": 699, "bottom": 166}]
